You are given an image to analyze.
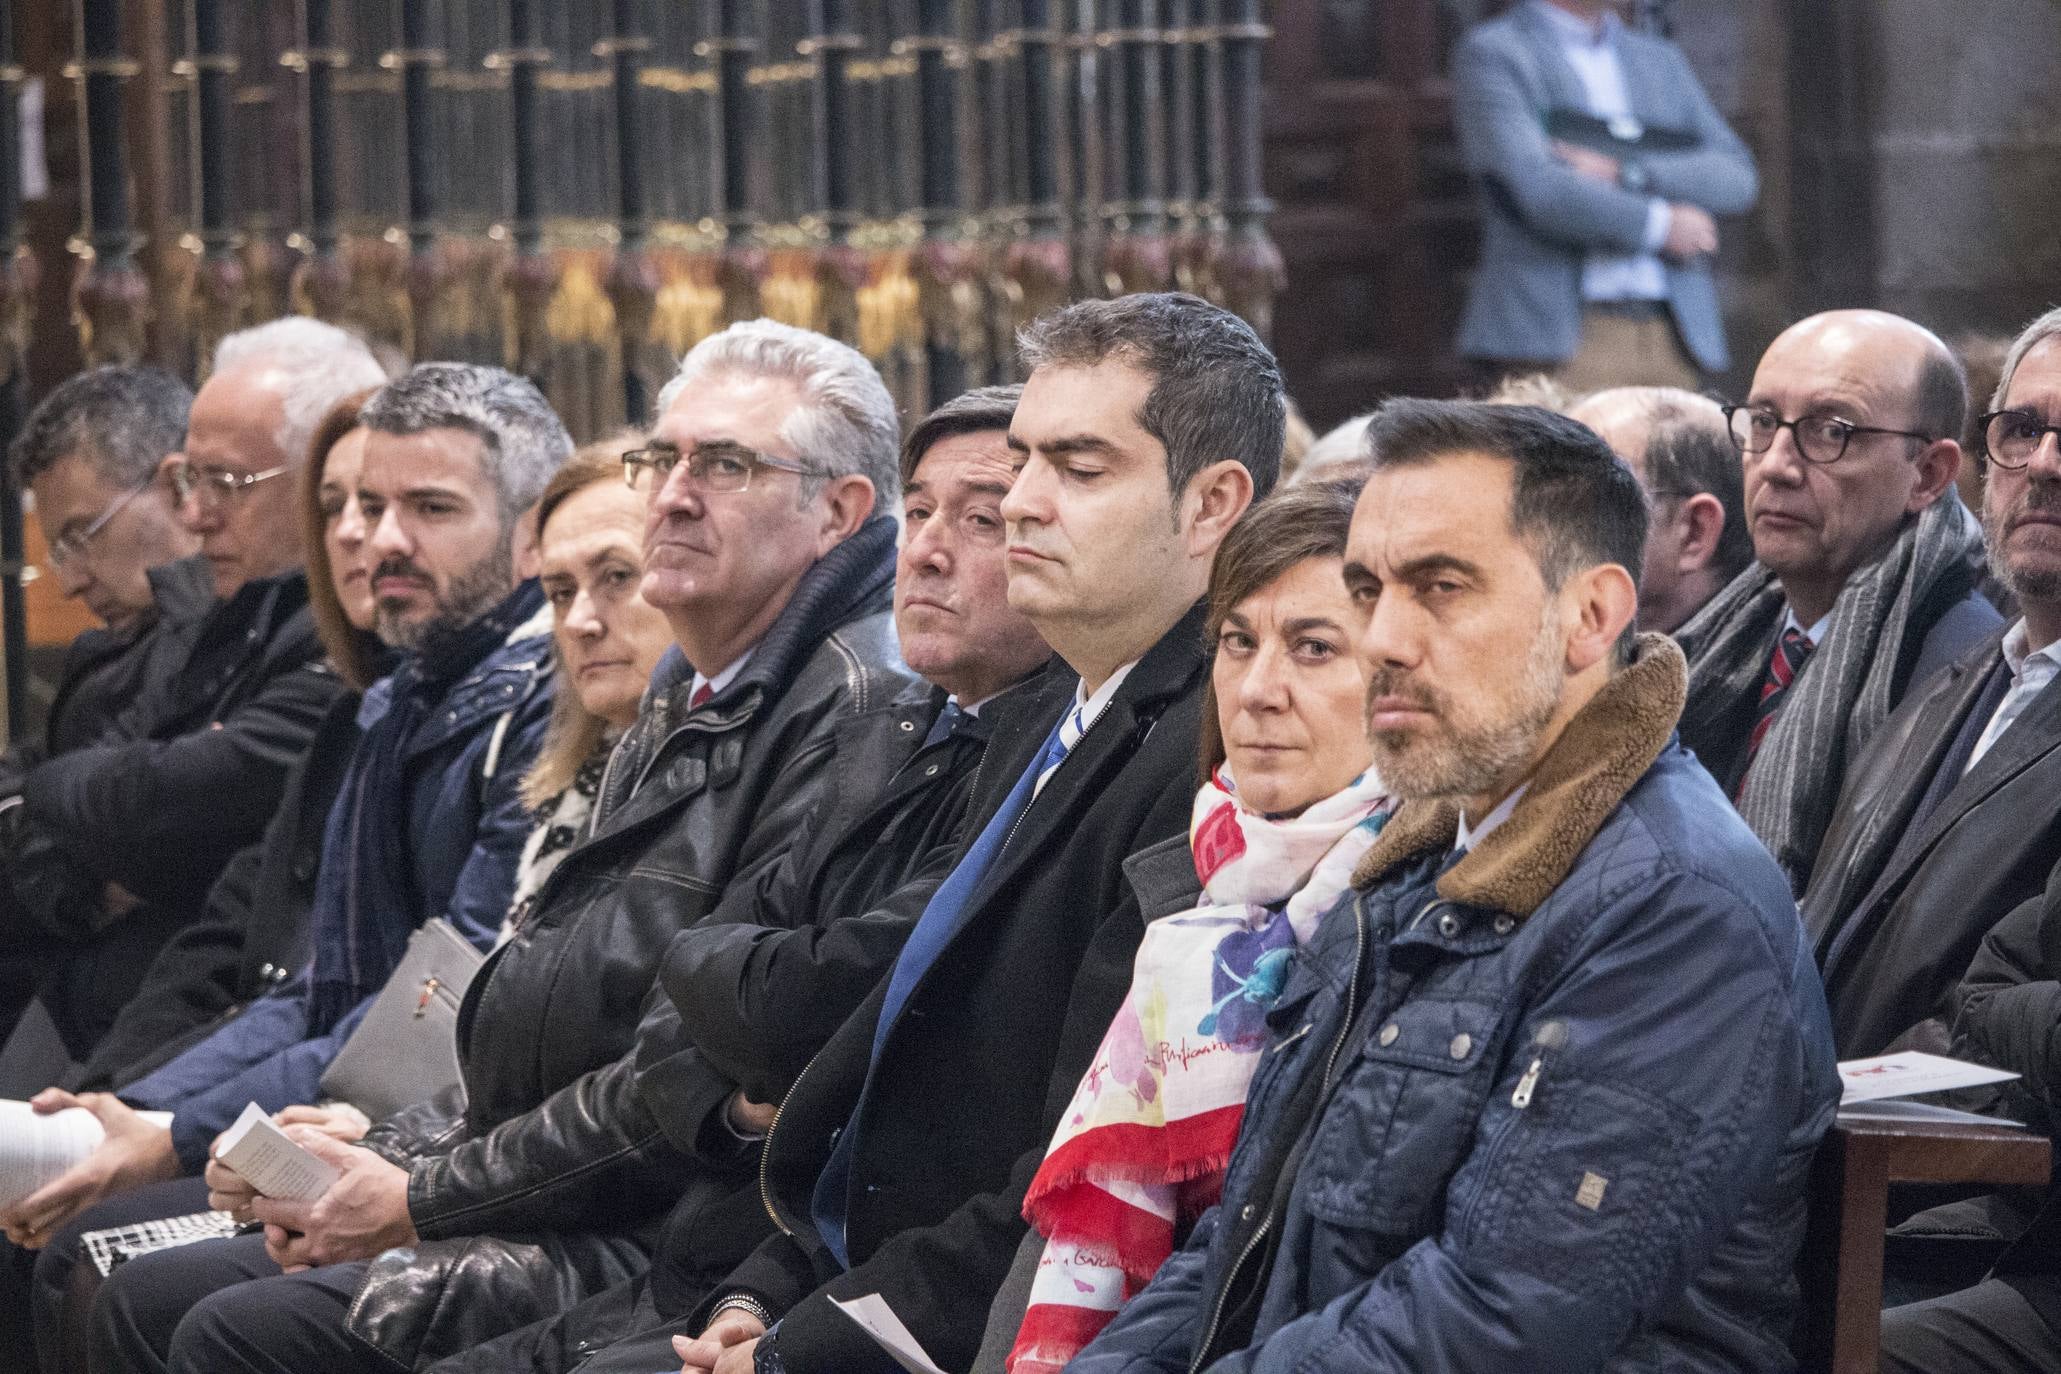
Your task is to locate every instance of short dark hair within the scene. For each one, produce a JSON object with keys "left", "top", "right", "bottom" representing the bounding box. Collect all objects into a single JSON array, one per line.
[
  {"left": 10, "top": 365, "right": 192, "bottom": 489},
  {"left": 1200, "top": 475, "right": 1366, "bottom": 781},
  {"left": 1017, "top": 292, "right": 1283, "bottom": 503},
  {"left": 900, "top": 384, "right": 1022, "bottom": 488},
  {"left": 1912, "top": 343, "right": 1969, "bottom": 445},
  {"left": 1638, "top": 393, "right": 1752, "bottom": 584},
  {"left": 1366, "top": 399, "right": 1649, "bottom": 658}
]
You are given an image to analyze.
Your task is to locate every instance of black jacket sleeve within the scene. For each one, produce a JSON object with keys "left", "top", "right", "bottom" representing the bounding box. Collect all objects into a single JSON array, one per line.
[
  {"left": 1953, "top": 859, "right": 2061, "bottom": 1126},
  {"left": 18, "top": 659, "right": 342, "bottom": 911}
]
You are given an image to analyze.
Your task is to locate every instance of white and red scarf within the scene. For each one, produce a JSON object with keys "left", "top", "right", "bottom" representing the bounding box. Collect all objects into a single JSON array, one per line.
[{"left": 1009, "top": 768, "right": 1392, "bottom": 1374}]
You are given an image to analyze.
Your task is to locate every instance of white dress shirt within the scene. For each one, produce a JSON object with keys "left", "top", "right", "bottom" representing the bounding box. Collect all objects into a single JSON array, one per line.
[
  {"left": 1531, "top": 1, "right": 1671, "bottom": 303},
  {"left": 688, "top": 645, "right": 757, "bottom": 706},
  {"left": 1964, "top": 620, "right": 2061, "bottom": 775},
  {"left": 1456, "top": 783, "right": 1532, "bottom": 853}
]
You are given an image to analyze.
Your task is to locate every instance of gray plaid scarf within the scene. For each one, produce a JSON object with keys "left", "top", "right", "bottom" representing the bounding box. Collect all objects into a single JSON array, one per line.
[{"left": 1675, "top": 495, "right": 1984, "bottom": 891}]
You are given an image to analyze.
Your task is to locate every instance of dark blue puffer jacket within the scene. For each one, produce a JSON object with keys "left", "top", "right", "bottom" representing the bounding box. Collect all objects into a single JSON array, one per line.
[
  {"left": 1071, "top": 637, "right": 1840, "bottom": 1374},
  {"left": 123, "top": 590, "right": 554, "bottom": 1170}
]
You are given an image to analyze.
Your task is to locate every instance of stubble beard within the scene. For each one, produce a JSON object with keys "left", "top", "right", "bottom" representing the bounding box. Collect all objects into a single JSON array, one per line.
[
  {"left": 376, "top": 531, "right": 516, "bottom": 654},
  {"left": 1366, "top": 616, "right": 1566, "bottom": 804},
  {"left": 1987, "top": 483, "right": 2061, "bottom": 605}
]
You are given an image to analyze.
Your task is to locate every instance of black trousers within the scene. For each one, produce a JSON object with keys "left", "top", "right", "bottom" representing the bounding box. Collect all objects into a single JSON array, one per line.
[
  {"left": 1882, "top": 1277, "right": 2061, "bottom": 1374},
  {"left": 90, "top": 1228, "right": 373, "bottom": 1374}
]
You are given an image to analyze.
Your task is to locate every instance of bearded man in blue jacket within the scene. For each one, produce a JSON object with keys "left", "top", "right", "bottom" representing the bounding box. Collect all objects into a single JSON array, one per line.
[{"left": 1072, "top": 399, "right": 1839, "bottom": 1374}]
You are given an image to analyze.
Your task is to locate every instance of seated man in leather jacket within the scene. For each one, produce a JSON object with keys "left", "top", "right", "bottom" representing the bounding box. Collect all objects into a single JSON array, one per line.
[
  {"left": 1071, "top": 400, "right": 1840, "bottom": 1374},
  {"left": 88, "top": 327, "right": 974, "bottom": 1374},
  {"left": 1879, "top": 854, "right": 2061, "bottom": 1373},
  {"left": 0, "top": 365, "right": 203, "bottom": 1046}
]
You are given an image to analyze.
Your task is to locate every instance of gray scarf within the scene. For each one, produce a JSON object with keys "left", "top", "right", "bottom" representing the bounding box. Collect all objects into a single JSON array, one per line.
[{"left": 1675, "top": 495, "right": 1984, "bottom": 891}]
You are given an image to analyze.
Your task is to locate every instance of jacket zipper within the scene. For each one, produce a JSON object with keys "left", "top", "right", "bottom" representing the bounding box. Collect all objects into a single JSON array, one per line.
[
  {"left": 1509, "top": 1020, "right": 1569, "bottom": 1110},
  {"left": 1191, "top": 890, "right": 1378, "bottom": 1373},
  {"left": 758, "top": 1041, "right": 825, "bottom": 1237}
]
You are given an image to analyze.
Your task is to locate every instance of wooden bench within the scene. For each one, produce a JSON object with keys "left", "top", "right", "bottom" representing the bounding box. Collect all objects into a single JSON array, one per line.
[{"left": 1797, "top": 1115, "right": 2051, "bottom": 1372}]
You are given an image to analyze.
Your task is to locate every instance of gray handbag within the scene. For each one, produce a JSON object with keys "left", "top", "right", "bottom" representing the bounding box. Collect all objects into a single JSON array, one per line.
[{"left": 317, "top": 918, "right": 485, "bottom": 1122}]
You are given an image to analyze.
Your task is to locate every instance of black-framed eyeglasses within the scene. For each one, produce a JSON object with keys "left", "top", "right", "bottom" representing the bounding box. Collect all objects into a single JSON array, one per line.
[
  {"left": 1722, "top": 404, "right": 1932, "bottom": 467},
  {"left": 1976, "top": 409, "right": 2061, "bottom": 470},
  {"left": 166, "top": 459, "right": 292, "bottom": 507},
  {"left": 620, "top": 440, "right": 821, "bottom": 493},
  {"left": 46, "top": 476, "right": 155, "bottom": 569}
]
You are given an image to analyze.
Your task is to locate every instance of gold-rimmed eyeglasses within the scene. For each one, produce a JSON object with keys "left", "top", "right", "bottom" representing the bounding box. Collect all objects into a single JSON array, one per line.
[{"left": 620, "top": 440, "right": 821, "bottom": 493}]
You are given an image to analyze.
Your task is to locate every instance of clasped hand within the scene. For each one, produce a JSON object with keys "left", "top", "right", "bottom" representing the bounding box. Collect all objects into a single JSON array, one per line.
[{"left": 673, "top": 1308, "right": 765, "bottom": 1374}]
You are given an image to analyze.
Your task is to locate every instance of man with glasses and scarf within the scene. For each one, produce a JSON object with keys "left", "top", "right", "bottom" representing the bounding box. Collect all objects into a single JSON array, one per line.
[
  {"left": 0, "top": 321, "right": 385, "bottom": 1077},
  {"left": 1674, "top": 309, "right": 2000, "bottom": 893}
]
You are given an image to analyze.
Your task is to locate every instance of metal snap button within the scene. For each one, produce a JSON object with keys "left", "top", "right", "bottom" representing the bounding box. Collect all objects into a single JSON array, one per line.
[
  {"left": 925, "top": 764, "right": 940, "bottom": 776},
  {"left": 1378, "top": 1022, "right": 1400, "bottom": 1047},
  {"left": 1437, "top": 912, "right": 1462, "bottom": 938},
  {"left": 1449, "top": 1033, "right": 1473, "bottom": 1060},
  {"left": 1239, "top": 1203, "right": 1256, "bottom": 1222},
  {"left": 899, "top": 719, "right": 916, "bottom": 732},
  {"left": 1493, "top": 915, "right": 1515, "bottom": 935}
]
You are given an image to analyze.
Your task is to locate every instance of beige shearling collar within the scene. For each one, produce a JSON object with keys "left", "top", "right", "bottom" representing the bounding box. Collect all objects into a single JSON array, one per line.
[{"left": 1350, "top": 633, "right": 1688, "bottom": 919}]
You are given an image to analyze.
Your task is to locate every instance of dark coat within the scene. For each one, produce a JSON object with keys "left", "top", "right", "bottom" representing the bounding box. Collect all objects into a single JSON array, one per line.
[
  {"left": 714, "top": 605, "right": 1208, "bottom": 1374},
  {"left": 6, "top": 568, "right": 342, "bottom": 925},
  {"left": 1073, "top": 639, "right": 1840, "bottom": 1374},
  {"left": 121, "top": 613, "right": 554, "bottom": 1170},
  {"left": 342, "top": 522, "right": 916, "bottom": 1368},
  {"left": 0, "top": 556, "right": 216, "bottom": 1042},
  {"left": 1943, "top": 857, "right": 2061, "bottom": 1332},
  {"left": 80, "top": 684, "right": 370, "bottom": 1090},
  {"left": 1801, "top": 628, "right": 2061, "bottom": 1056},
  {"left": 385, "top": 672, "right": 1047, "bottom": 1374},
  {"left": 29, "top": 555, "right": 218, "bottom": 761}
]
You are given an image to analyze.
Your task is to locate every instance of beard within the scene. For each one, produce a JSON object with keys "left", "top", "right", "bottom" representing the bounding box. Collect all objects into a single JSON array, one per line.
[
  {"left": 1364, "top": 613, "right": 1566, "bottom": 804},
  {"left": 374, "top": 533, "right": 514, "bottom": 653},
  {"left": 1985, "top": 480, "right": 2061, "bottom": 605}
]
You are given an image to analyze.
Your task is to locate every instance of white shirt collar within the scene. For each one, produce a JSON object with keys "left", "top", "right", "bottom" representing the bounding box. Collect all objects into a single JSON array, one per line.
[
  {"left": 2001, "top": 619, "right": 2061, "bottom": 679},
  {"left": 1781, "top": 604, "right": 1833, "bottom": 648},
  {"left": 1071, "top": 659, "right": 1138, "bottom": 739},
  {"left": 689, "top": 645, "right": 757, "bottom": 704},
  {"left": 1456, "top": 783, "right": 1531, "bottom": 854}
]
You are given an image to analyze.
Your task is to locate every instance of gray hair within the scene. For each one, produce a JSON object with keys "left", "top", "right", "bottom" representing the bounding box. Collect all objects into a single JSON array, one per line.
[
  {"left": 361, "top": 363, "right": 574, "bottom": 522},
  {"left": 1990, "top": 306, "right": 2061, "bottom": 413},
  {"left": 212, "top": 317, "right": 388, "bottom": 469},
  {"left": 1291, "top": 413, "right": 1375, "bottom": 484},
  {"left": 10, "top": 365, "right": 191, "bottom": 488},
  {"left": 655, "top": 318, "right": 901, "bottom": 511}
]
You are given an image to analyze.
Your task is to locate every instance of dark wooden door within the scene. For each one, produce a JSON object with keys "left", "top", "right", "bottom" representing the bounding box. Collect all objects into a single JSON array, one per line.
[{"left": 1264, "top": 0, "right": 1485, "bottom": 429}]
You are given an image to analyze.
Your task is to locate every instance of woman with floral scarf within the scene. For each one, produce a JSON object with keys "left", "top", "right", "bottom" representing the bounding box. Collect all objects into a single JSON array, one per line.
[{"left": 1008, "top": 479, "right": 1393, "bottom": 1374}]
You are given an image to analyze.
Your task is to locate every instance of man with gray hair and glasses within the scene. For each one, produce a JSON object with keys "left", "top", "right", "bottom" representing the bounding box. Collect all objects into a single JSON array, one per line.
[
  {"left": 0, "top": 321, "right": 385, "bottom": 1074},
  {"left": 1797, "top": 304, "right": 2061, "bottom": 1066}
]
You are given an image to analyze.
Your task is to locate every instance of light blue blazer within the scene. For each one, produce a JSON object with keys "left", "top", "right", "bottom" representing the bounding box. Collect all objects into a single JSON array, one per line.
[{"left": 1452, "top": 5, "right": 1758, "bottom": 372}]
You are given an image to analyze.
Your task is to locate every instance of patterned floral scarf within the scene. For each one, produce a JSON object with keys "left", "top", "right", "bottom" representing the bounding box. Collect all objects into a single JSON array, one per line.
[{"left": 1009, "top": 768, "right": 1393, "bottom": 1373}]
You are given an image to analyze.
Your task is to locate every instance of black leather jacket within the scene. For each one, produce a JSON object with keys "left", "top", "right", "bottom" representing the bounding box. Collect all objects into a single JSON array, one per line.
[{"left": 348, "top": 519, "right": 915, "bottom": 1367}]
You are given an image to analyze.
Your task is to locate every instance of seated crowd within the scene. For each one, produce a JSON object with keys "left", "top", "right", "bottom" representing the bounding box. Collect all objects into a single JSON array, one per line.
[{"left": 0, "top": 288, "right": 2054, "bottom": 1374}]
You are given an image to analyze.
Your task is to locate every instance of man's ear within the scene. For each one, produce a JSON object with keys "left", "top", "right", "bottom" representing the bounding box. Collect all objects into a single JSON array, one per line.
[
  {"left": 1563, "top": 562, "right": 1639, "bottom": 674},
  {"left": 1674, "top": 493, "right": 1727, "bottom": 574},
  {"left": 1182, "top": 459, "right": 1255, "bottom": 561},
  {"left": 814, "top": 474, "right": 878, "bottom": 555},
  {"left": 1908, "top": 438, "right": 1963, "bottom": 514}
]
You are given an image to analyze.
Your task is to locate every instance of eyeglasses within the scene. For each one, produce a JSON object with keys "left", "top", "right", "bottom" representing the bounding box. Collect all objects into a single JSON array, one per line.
[
  {"left": 167, "top": 459, "right": 292, "bottom": 508},
  {"left": 620, "top": 440, "right": 820, "bottom": 494},
  {"left": 1976, "top": 409, "right": 2061, "bottom": 470},
  {"left": 1722, "top": 404, "right": 1932, "bottom": 467},
  {"left": 46, "top": 477, "right": 155, "bottom": 569}
]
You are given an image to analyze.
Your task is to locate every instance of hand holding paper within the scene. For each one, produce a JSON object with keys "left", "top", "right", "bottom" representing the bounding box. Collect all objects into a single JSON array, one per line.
[
  {"left": 0, "top": 1092, "right": 179, "bottom": 1248},
  {"left": 246, "top": 1124, "right": 417, "bottom": 1271}
]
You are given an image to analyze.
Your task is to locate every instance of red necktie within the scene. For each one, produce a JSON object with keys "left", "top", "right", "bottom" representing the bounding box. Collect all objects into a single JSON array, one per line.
[
  {"left": 689, "top": 682, "right": 714, "bottom": 710},
  {"left": 1738, "top": 626, "right": 1814, "bottom": 794}
]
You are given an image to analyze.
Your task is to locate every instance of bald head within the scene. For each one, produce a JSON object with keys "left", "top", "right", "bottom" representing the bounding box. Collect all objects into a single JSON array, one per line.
[
  {"left": 1741, "top": 309, "right": 1966, "bottom": 624},
  {"left": 1758, "top": 311, "right": 1967, "bottom": 446}
]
